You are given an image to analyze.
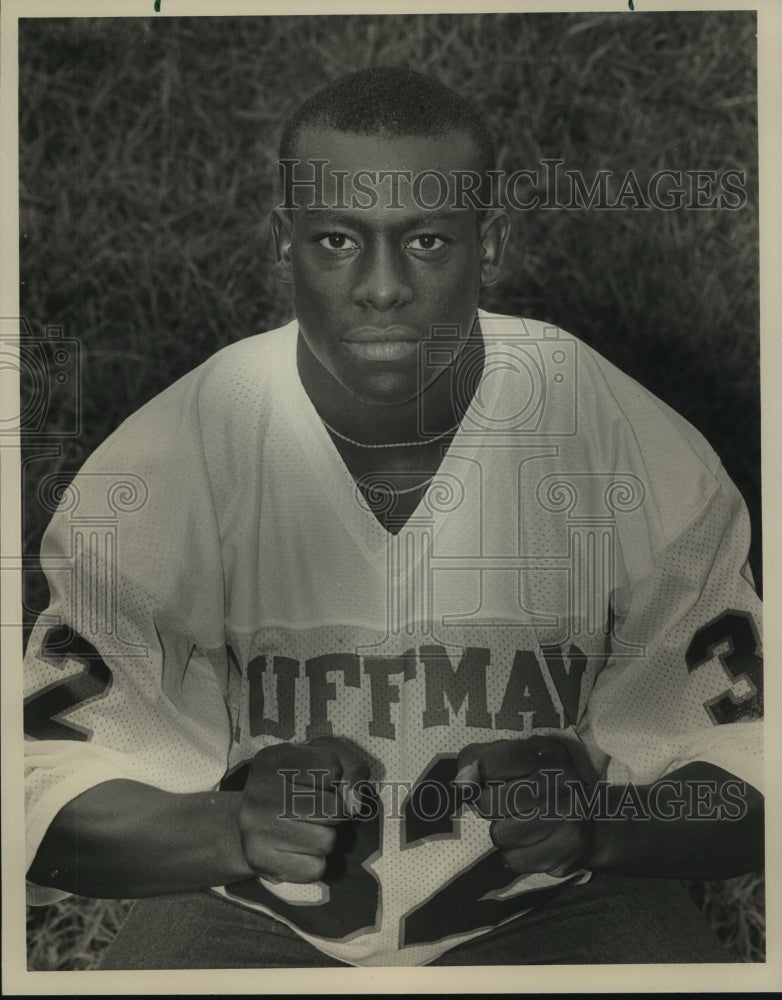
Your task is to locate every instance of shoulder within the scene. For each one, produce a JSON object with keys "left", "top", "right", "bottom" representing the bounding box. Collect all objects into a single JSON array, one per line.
[
  {"left": 478, "top": 308, "right": 721, "bottom": 469},
  {"left": 55, "top": 320, "right": 297, "bottom": 538},
  {"left": 40, "top": 321, "right": 299, "bottom": 609},
  {"left": 85, "top": 320, "right": 298, "bottom": 466},
  {"left": 478, "top": 309, "right": 730, "bottom": 543},
  {"left": 199, "top": 320, "right": 298, "bottom": 384}
]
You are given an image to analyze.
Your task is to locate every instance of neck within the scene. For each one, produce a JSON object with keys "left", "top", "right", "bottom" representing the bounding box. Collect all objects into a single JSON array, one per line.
[{"left": 297, "top": 318, "right": 485, "bottom": 446}]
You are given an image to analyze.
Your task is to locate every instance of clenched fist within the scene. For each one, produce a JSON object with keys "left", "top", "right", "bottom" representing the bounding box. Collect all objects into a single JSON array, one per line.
[
  {"left": 455, "top": 736, "right": 600, "bottom": 879},
  {"left": 238, "top": 736, "right": 369, "bottom": 884}
]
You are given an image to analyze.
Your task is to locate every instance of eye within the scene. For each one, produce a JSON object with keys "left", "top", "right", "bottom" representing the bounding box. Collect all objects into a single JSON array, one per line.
[
  {"left": 317, "top": 232, "right": 359, "bottom": 251},
  {"left": 406, "top": 234, "right": 446, "bottom": 251}
]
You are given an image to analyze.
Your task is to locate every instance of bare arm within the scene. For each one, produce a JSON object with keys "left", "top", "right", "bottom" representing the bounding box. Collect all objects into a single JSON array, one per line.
[
  {"left": 28, "top": 781, "right": 251, "bottom": 897},
  {"left": 587, "top": 760, "right": 764, "bottom": 879},
  {"left": 27, "top": 739, "right": 367, "bottom": 898},
  {"left": 457, "top": 739, "right": 764, "bottom": 881}
]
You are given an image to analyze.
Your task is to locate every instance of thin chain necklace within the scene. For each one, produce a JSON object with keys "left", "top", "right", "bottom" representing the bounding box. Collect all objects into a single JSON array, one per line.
[
  {"left": 360, "top": 475, "right": 435, "bottom": 497},
  {"left": 320, "top": 416, "right": 459, "bottom": 449}
]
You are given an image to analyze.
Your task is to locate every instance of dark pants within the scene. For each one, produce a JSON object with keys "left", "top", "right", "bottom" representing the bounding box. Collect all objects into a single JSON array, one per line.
[{"left": 99, "top": 875, "right": 733, "bottom": 969}]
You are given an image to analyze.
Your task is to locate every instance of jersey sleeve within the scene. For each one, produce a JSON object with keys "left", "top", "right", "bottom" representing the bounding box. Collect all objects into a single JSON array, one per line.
[
  {"left": 24, "top": 374, "right": 233, "bottom": 903},
  {"left": 580, "top": 461, "right": 763, "bottom": 795}
]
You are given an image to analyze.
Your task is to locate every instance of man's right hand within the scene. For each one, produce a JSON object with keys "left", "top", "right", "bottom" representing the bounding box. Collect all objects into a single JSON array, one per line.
[
  {"left": 238, "top": 738, "right": 369, "bottom": 884},
  {"left": 27, "top": 737, "right": 371, "bottom": 898}
]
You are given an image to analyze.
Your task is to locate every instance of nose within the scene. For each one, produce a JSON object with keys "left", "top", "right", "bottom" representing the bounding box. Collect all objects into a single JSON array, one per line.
[{"left": 351, "top": 243, "right": 413, "bottom": 311}]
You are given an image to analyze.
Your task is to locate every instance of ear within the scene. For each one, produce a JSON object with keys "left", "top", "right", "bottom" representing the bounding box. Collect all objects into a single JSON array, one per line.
[
  {"left": 478, "top": 210, "right": 510, "bottom": 287},
  {"left": 271, "top": 208, "right": 294, "bottom": 283}
]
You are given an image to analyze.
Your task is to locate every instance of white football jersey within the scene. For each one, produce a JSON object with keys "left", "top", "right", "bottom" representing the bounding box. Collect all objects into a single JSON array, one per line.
[{"left": 24, "top": 312, "right": 763, "bottom": 965}]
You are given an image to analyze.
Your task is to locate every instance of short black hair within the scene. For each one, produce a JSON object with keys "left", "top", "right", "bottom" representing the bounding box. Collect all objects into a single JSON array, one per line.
[{"left": 279, "top": 66, "right": 496, "bottom": 175}]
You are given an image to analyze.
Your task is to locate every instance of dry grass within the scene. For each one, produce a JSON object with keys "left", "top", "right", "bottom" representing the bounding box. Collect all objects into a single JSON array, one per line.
[
  {"left": 19, "top": 11, "right": 762, "bottom": 968},
  {"left": 686, "top": 872, "right": 766, "bottom": 963},
  {"left": 26, "top": 897, "right": 132, "bottom": 972}
]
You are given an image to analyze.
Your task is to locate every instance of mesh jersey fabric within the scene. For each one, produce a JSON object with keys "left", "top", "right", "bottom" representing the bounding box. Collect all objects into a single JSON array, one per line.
[{"left": 23, "top": 311, "right": 763, "bottom": 965}]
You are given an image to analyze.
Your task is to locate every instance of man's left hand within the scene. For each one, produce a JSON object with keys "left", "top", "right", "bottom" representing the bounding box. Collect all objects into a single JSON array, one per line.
[{"left": 455, "top": 736, "right": 599, "bottom": 879}]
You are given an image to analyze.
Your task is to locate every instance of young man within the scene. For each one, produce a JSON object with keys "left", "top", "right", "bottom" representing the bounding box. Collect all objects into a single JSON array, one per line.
[{"left": 24, "top": 68, "right": 763, "bottom": 968}]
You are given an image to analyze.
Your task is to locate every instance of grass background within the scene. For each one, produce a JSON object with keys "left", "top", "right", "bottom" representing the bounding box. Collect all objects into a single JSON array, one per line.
[{"left": 18, "top": 11, "right": 763, "bottom": 967}]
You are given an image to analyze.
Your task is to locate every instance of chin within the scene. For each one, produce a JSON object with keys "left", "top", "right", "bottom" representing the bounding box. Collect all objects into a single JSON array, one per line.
[
  {"left": 341, "top": 371, "right": 423, "bottom": 407},
  {"left": 349, "top": 385, "right": 420, "bottom": 408}
]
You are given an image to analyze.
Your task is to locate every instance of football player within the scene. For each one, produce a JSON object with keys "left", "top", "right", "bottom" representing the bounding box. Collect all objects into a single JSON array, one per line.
[{"left": 24, "top": 67, "right": 762, "bottom": 967}]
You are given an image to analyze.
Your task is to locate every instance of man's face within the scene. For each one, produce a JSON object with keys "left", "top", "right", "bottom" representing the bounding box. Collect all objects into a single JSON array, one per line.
[{"left": 273, "top": 127, "right": 507, "bottom": 406}]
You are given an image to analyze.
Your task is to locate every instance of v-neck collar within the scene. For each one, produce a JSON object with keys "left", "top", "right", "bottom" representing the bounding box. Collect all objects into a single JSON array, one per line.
[{"left": 276, "top": 311, "right": 506, "bottom": 568}]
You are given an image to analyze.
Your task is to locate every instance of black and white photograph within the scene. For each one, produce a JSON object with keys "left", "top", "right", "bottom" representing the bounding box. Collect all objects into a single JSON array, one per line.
[{"left": 2, "top": 0, "right": 779, "bottom": 992}]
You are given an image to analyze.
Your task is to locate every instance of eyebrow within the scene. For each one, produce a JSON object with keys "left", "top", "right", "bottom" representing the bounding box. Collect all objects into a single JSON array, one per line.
[{"left": 299, "top": 208, "right": 470, "bottom": 226}]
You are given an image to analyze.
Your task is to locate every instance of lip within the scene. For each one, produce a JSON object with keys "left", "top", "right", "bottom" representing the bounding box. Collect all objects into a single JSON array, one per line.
[{"left": 342, "top": 326, "right": 419, "bottom": 362}]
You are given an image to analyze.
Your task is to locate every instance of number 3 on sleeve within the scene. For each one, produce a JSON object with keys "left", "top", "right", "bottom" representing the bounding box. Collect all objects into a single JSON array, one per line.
[{"left": 686, "top": 610, "right": 763, "bottom": 724}]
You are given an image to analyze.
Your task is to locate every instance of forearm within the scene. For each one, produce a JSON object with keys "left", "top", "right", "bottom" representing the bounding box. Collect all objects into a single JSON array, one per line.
[
  {"left": 585, "top": 762, "right": 764, "bottom": 879},
  {"left": 27, "top": 779, "right": 254, "bottom": 898}
]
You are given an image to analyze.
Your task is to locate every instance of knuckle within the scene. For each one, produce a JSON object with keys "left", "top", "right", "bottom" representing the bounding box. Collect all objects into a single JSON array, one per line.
[
  {"left": 250, "top": 838, "right": 331, "bottom": 885},
  {"left": 457, "top": 742, "right": 481, "bottom": 766},
  {"left": 308, "top": 736, "right": 371, "bottom": 785},
  {"left": 318, "top": 824, "right": 338, "bottom": 854},
  {"left": 253, "top": 741, "right": 295, "bottom": 767},
  {"left": 297, "top": 820, "right": 336, "bottom": 854},
  {"left": 489, "top": 819, "right": 511, "bottom": 851},
  {"left": 300, "top": 745, "right": 343, "bottom": 785},
  {"left": 247, "top": 746, "right": 297, "bottom": 792},
  {"left": 271, "top": 854, "right": 308, "bottom": 883},
  {"left": 307, "top": 735, "right": 351, "bottom": 761},
  {"left": 347, "top": 759, "right": 371, "bottom": 783},
  {"left": 501, "top": 739, "right": 539, "bottom": 773},
  {"left": 295, "top": 854, "right": 327, "bottom": 883},
  {"left": 289, "top": 817, "right": 337, "bottom": 856},
  {"left": 458, "top": 740, "right": 494, "bottom": 770},
  {"left": 480, "top": 739, "right": 515, "bottom": 768}
]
